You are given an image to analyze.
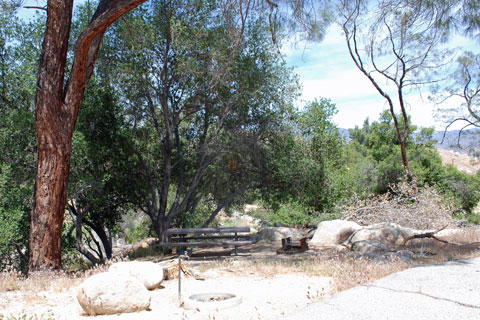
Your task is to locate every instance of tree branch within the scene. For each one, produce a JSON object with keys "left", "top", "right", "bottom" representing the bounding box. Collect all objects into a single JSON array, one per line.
[
  {"left": 24, "top": 6, "right": 47, "bottom": 11},
  {"left": 403, "top": 226, "right": 480, "bottom": 247},
  {"left": 202, "top": 184, "right": 250, "bottom": 227},
  {"left": 64, "top": 0, "right": 148, "bottom": 127}
]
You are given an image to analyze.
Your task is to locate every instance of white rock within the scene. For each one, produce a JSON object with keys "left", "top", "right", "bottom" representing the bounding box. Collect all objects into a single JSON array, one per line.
[
  {"left": 347, "top": 222, "right": 417, "bottom": 246},
  {"left": 351, "top": 240, "right": 389, "bottom": 254},
  {"left": 77, "top": 272, "right": 151, "bottom": 315},
  {"left": 434, "top": 228, "right": 461, "bottom": 239},
  {"left": 309, "top": 220, "right": 362, "bottom": 247},
  {"left": 109, "top": 261, "right": 164, "bottom": 290},
  {"left": 254, "top": 227, "right": 304, "bottom": 241}
]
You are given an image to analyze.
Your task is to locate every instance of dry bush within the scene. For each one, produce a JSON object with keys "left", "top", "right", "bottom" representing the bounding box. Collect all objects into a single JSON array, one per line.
[{"left": 341, "top": 182, "right": 456, "bottom": 229}]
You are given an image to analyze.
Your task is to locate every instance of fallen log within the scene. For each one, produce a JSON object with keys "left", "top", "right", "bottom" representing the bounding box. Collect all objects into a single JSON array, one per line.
[{"left": 402, "top": 226, "right": 480, "bottom": 247}]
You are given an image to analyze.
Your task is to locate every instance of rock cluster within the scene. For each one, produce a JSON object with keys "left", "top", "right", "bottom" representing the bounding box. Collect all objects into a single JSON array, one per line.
[
  {"left": 309, "top": 220, "right": 433, "bottom": 261},
  {"left": 77, "top": 261, "right": 164, "bottom": 315},
  {"left": 309, "top": 220, "right": 362, "bottom": 247}
]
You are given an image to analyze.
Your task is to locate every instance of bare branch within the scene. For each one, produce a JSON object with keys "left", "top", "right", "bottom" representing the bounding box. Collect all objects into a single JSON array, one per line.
[
  {"left": 403, "top": 226, "right": 480, "bottom": 247},
  {"left": 23, "top": 6, "right": 46, "bottom": 11}
]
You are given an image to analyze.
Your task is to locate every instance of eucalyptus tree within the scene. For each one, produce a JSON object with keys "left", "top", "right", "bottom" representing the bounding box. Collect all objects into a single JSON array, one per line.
[
  {"left": 337, "top": 0, "right": 453, "bottom": 185},
  {"left": 104, "top": 0, "right": 298, "bottom": 238}
]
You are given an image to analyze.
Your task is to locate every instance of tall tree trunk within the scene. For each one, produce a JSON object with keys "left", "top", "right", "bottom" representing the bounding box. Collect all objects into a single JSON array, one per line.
[
  {"left": 29, "top": 0, "right": 147, "bottom": 273},
  {"left": 154, "top": 216, "right": 169, "bottom": 243},
  {"left": 29, "top": 0, "right": 75, "bottom": 271}
]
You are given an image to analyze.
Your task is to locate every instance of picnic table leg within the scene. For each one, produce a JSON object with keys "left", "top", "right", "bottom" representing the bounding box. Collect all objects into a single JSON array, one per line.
[
  {"left": 179, "top": 234, "right": 186, "bottom": 256},
  {"left": 234, "top": 232, "right": 238, "bottom": 256}
]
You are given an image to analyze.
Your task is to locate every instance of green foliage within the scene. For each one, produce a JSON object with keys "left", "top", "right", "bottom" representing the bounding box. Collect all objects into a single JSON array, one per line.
[
  {"left": 347, "top": 111, "right": 440, "bottom": 195},
  {"left": 268, "top": 202, "right": 312, "bottom": 226},
  {"left": 245, "top": 202, "right": 304, "bottom": 226},
  {"left": 0, "top": 8, "right": 43, "bottom": 271},
  {"left": 120, "top": 211, "right": 154, "bottom": 244},
  {"left": 467, "top": 212, "right": 480, "bottom": 225},
  {"left": 246, "top": 201, "right": 333, "bottom": 227},
  {"left": 71, "top": 81, "right": 143, "bottom": 221},
  {"left": 67, "top": 80, "right": 144, "bottom": 261},
  {"left": 96, "top": 0, "right": 301, "bottom": 236},
  {"left": 261, "top": 98, "right": 348, "bottom": 213},
  {"left": 437, "top": 165, "right": 480, "bottom": 213},
  {"left": 124, "top": 220, "right": 155, "bottom": 244},
  {"left": 346, "top": 111, "right": 480, "bottom": 214},
  {"left": 172, "top": 201, "right": 217, "bottom": 228}
]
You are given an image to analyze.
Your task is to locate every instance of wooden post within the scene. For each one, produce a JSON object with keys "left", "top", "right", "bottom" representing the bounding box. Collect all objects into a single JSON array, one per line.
[
  {"left": 234, "top": 231, "right": 238, "bottom": 255},
  {"left": 178, "top": 255, "right": 182, "bottom": 306}
]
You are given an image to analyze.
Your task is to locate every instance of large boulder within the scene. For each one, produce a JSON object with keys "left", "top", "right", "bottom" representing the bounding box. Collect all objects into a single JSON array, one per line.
[
  {"left": 346, "top": 222, "right": 417, "bottom": 247},
  {"left": 350, "top": 240, "right": 389, "bottom": 254},
  {"left": 77, "top": 272, "right": 151, "bottom": 315},
  {"left": 355, "top": 250, "right": 415, "bottom": 262},
  {"left": 254, "top": 227, "right": 304, "bottom": 242},
  {"left": 109, "top": 261, "right": 164, "bottom": 290},
  {"left": 309, "top": 220, "right": 362, "bottom": 247}
]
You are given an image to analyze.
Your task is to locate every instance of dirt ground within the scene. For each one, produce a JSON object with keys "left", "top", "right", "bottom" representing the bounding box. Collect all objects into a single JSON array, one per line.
[
  {"left": 437, "top": 148, "right": 480, "bottom": 174},
  {"left": 1, "top": 232, "right": 480, "bottom": 320},
  {"left": 0, "top": 242, "right": 335, "bottom": 320}
]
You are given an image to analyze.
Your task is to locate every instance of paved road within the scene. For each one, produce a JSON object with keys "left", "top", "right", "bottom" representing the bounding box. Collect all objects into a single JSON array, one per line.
[{"left": 282, "top": 257, "right": 480, "bottom": 320}]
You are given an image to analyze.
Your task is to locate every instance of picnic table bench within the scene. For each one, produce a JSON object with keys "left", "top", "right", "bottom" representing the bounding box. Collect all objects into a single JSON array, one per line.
[{"left": 158, "top": 227, "right": 252, "bottom": 255}]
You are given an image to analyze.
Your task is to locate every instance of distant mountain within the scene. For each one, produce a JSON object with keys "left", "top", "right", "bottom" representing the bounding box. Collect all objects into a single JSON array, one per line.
[
  {"left": 338, "top": 128, "right": 350, "bottom": 141},
  {"left": 338, "top": 127, "right": 480, "bottom": 156},
  {"left": 432, "top": 128, "right": 480, "bottom": 156}
]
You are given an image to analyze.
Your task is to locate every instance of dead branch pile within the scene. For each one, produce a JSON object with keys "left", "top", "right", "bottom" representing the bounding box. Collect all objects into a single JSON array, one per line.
[{"left": 341, "top": 182, "right": 457, "bottom": 230}]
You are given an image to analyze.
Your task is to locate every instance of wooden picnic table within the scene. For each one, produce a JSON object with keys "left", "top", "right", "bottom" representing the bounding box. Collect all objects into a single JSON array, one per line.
[{"left": 158, "top": 226, "right": 252, "bottom": 255}]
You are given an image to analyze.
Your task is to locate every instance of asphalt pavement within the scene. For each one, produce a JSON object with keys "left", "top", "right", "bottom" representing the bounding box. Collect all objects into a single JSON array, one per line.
[{"left": 282, "top": 257, "right": 480, "bottom": 320}]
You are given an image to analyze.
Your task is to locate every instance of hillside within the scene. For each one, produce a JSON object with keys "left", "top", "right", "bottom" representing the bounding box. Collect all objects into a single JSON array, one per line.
[
  {"left": 340, "top": 127, "right": 480, "bottom": 158},
  {"left": 433, "top": 128, "right": 480, "bottom": 157},
  {"left": 436, "top": 148, "right": 480, "bottom": 174}
]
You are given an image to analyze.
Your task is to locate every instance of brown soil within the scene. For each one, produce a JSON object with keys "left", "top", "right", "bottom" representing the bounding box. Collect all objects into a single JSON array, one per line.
[{"left": 437, "top": 148, "right": 480, "bottom": 174}]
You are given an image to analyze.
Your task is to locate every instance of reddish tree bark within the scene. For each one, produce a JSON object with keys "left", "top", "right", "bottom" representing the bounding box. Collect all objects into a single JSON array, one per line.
[{"left": 29, "top": 0, "right": 147, "bottom": 272}]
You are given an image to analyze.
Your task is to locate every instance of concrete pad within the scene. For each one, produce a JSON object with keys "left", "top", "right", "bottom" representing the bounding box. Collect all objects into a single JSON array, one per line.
[{"left": 282, "top": 257, "right": 480, "bottom": 320}]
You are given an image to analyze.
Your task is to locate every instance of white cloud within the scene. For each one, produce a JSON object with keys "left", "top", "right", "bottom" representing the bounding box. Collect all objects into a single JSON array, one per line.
[{"left": 285, "top": 25, "right": 478, "bottom": 131}]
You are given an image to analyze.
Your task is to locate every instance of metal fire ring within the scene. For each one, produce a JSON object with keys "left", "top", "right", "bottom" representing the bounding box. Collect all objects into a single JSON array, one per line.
[{"left": 183, "top": 292, "right": 242, "bottom": 311}]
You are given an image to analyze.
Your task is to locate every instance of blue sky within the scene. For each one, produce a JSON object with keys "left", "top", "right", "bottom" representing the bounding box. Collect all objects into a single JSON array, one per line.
[{"left": 284, "top": 24, "right": 476, "bottom": 130}]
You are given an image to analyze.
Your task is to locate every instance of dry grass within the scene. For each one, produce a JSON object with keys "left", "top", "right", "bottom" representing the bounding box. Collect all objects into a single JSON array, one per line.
[
  {"left": 193, "top": 253, "right": 412, "bottom": 294},
  {"left": 1, "top": 230, "right": 478, "bottom": 301},
  {"left": 1, "top": 183, "right": 479, "bottom": 318},
  {"left": 192, "top": 222, "right": 480, "bottom": 295},
  {"left": 0, "top": 258, "right": 119, "bottom": 297},
  {"left": 0, "top": 270, "right": 84, "bottom": 294}
]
